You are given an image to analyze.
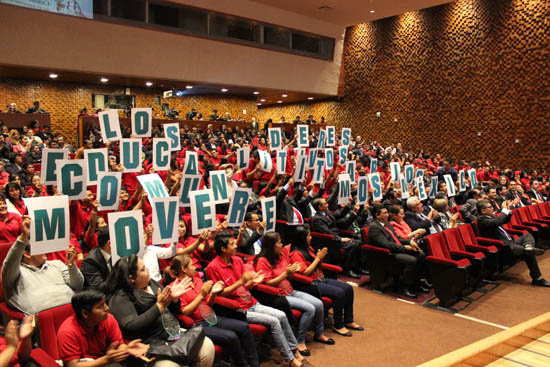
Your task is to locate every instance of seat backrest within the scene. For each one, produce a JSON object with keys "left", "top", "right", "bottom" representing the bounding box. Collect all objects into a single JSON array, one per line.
[
  {"left": 517, "top": 207, "right": 531, "bottom": 221},
  {"left": 540, "top": 202, "right": 550, "bottom": 216},
  {"left": 458, "top": 224, "right": 478, "bottom": 246},
  {"left": 37, "top": 303, "right": 75, "bottom": 360},
  {"left": 425, "top": 233, "right": 450, "bottom": 259},
  {"left": 509, "top": 209, "right": 524, "bottom": 226},
  {"left": 527, "top": 205, "right": 541, "bottom": 220},
  {"left": 361, "top": 226, "right": 369, "bottom": 243},
  {"left": 442, "top": 227, "right": 465, "bottom": 252}
]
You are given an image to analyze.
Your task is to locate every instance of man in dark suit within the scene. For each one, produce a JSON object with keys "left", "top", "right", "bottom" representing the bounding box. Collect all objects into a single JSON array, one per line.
[
  {"left": 368, "top": 205, "right": 429, "bottom": 298},
  {"left": 526, "top": 180, "right": 547, "bottom": 204},
  {"left": 404, "top": 196, "right": 443, "bottom": 235},
  {"left": 311, "top": 197, "right": 363, "bottom": 278},
  {"left": 487, "top": 188, "right": 502, "bottom": 212},
  {"left": 297, "top": 183, "right": 325, "bottom": 220},
  {"left": 275, "top": 178, "right": 304, "bottom": 225},
  {"left": 236, "top": 212, "right": 265, "bottom": 255},
  {"left": 458, "top": 189, "right": 481, "bottom": 223},
  {"left": 81, "top": 227, "right": 112, "bottom": 292},
  {"left": 476, "top": 199, "right": 549, "bottom": 287},
  {"left": 505, "top": 181, "right": 530, "bottom": 207}
]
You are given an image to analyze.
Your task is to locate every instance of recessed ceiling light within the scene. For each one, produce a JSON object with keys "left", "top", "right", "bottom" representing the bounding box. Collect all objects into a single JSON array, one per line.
[
  {"left": 257, "top": 103, "right": 262, "bottom": 106},
  {"left": 277, "top": 100, "right": 283, "bottom": 103},
  {"left": 49, "top": 73, "right": 58, "bottom": 79},
  {"left": 282, "top": 94, "right": 288, "bottom": 98},
  {"left": 253, "top": 91, "right": 260, "bottom": 95},
  {"left": 221, "top": 88, "right": 228, "bottom": 92},
  {"left": 260, "top": 98, "right": 266, "bottom": 102},
  {"left": 370, "top": 10, "right": 375, "bottom": 13},
  {"left": 186, "top": 85, "right": 193, "bottom": 89},
  {"left": 146, "top": 81, "right": 153, "bottom": 87},
  {"left": 307, "top": 97, "right": 314, "bottom": 100},
  {"left": 100, "top": 77, "right": 108, "bottom": 83}
]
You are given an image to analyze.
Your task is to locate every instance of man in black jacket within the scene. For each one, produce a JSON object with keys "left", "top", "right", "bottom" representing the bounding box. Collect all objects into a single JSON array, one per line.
[
  {"left": 368, "top": 205, "right": 429, "bottom": 298},
  {"left": 476, "top": 199, "right": 549, "bottom": 287},
  {"left": 236, "top": 212, "right": 265, "bottom": 255},
  {"left": 311, "top": 197, "right": 363, "bottom": 278},
  {"left": 81, "top": 227, "right": 112, "bottom": 292}
]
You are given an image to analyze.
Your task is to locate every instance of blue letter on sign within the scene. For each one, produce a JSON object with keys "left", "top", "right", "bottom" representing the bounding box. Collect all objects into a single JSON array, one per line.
[
  {"left": 34, "top": 208, "right": 65, "bottom": 241},
  {"left": 156, "top": 140, "right": 170, "bottom": 169},
  {"left": 99, "top": 175, "right": 119, "bottom": 207},
  {"left": 101, "top": 113, "right": 118, "bottom": 140},
  {"left": 228, "top": 190, "right": 249, "bottom": 225},
  {"left": 114, "top": 217, "right": 140, "bottom": 257},
  {"left": 195, "top": 193, "right": 213, "bottom": 230},
  {"left": 60, "top": 164, "right": 83, "bottom": 197},
  {"left": 166, "top": 125, "right": 179, "bottom": 150},
  {"left": 134, "top": 111, "right": 150, "bottom": 135},
  {"left": 155, "top": 200, "right": 178, "bottom": 240},
  {"left": 45, "top": 151, "right": 66, "bottom": 183},
  {"left": 122, "top": 140, "right": 140, "bottom": 171}
]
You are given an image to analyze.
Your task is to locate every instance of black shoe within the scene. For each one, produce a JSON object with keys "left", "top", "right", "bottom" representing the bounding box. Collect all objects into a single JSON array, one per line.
[
  {"left": 344, "top": 270, "right": 361, "bottom": 279},
  {"left": 403, "top": 288, "right": 417, "bottom": 298},
  {"left": 532, "top": 278, "right": 550, "bottom": 287},
  {"left": 420, "top": 279, "right": 432, "bottom": 288},
  {"left": 298, "top": 348, "right": 311, "bottom": 356},
  {"left": 525, "top": 245, "right": 544, "bottom": 256},
  {"left": 314, "top": 337, "right": 335, "bottom": 345},
  {"left": 417, "top": 286, "right": 430, "bottom": 294}
]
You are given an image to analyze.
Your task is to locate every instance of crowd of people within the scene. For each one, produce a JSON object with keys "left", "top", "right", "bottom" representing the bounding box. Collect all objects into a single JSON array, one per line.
[{"left": 0, "top": 107, "right": 548, "bottom": 366}]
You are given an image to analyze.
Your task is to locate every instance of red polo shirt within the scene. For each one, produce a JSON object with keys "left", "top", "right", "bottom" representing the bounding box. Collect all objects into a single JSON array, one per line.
[
  {"left": 206, "top": 255, "right": 257, "bottom": 310},
  {"left": 255, "top": 247, "right": 293, "bottom": 295},
  {"left": 69, "top": 200, "right": 93, "bottom": 236},
  {"left": 57, "top": 314, "right": 123, "bottom": 363},
  {"left": 0, "top": 213, "right": 22, "bottom": 244},
  {"left": 171, "top": 276, "right": 206, "bottom": 322}
]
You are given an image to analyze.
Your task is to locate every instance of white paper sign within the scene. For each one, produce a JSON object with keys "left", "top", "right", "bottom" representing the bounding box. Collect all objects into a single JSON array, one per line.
[
  {"left": 84, "top": 148, "right": 108, "bottom": 186},
  {"left": 131, "top": 107, "right": 152, "bottom": 138},
  {"left": 276, "top": 150, "right": 287, "bottom": 174},
  {"left": 108, "top": 210, "right": 145, "bottom": 264},
  {"left": 24, "top": 195, "right": 70, "bottom": 255},
  {"left": 312, "top": 158, "right": 325, "bottom": 184},
  {"left": 346, "top": 160, "right": 356, "bottom": 184},
  {"left": 341, "top": 128, "right": 351, "bottom": 147},
  {"left": 268, "top": 128, "right": 282, "bottom": 150},
  {"left": 326, "top": 126, "right": 335, "bottom": 147},
  {"left": 357, "top": 176, "right": 369, "bottom": 205},
  {"left": 227, "top": 188, "right": 251, "bottom": 227},
  {"left": 189, "top": 189, "right": 217, "bottom": 236},
  {"left": 428, "top": 176, "right": 438, "bottom": 199},
  {"left": 416, "top": 177, "right": 427, "bottom": 201},
  {"left": 261, "top": 196, "right": 277, "bottom": 233},
  {"left": 56, "top": 159, "right": 88, "bottom": 200},
  {"left": 369, "top": 173, "right": 383, "bottom": 201},
  {"left": 210, "top": 170, "right": 229, "bottom": 204},
  {"left": 151, "top": 197, "right": 180, "bottom": 245},
  {"left": 163, "top": 123, "right": 181, "bottom": 151},
  {"left": 41, "top": 148, "right": 69, "bottom": 185},
  {"left": 183, "top": 151, "right": 199, "bottom": 175},
  {"left": 258, "top": 150, "right": 273, "bottom": 172},
  {"left": 98, "top": 110, "right": 122, "bottom": 143},
  {"left": 153, "top": 138, "right": 171, "bottom": 171},
  {"left": 297, "top": 125, "right": 309, "bottom": 148},
  {"left": 400, "top": 173, "right": 410, "bottom": 200},
  {"left": 390, "top": 162, "right": 400, "bottom": 182},
  {"left": 237, "top": 147, "right": 250, "bottom": 170},
  {"left": 137, "top": 174, "right": 169, "bottom": 204},
  {"left": 120, "top": 138, "right": 142, "bottom": 173},
  {"left": 338, "top": 173, "right": 351, "bottom": 205},
  {"left": 294, "top": 154, "right": 308, "bottom": 183},
  {"left": 444, "top": 174, "right": 456, "bottom": 197},
  {"left": 97, "top": 172, "right": 122, "bottom": 211}
]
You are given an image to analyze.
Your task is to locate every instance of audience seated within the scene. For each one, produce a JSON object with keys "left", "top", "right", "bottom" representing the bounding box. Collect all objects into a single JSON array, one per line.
[{"left": 1, "top": 217, "right": 84, "bottom": 315}]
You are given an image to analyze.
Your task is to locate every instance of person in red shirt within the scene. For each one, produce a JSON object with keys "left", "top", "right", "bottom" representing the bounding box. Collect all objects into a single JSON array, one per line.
[
  {"left": 253, "top": 232, "right": 334, "bottom": 356},
  {"left": 26, "top": 174, "right": 48, "bottom": 197},
  {"left": 206, "top": 232, "right": 304, "bottom": 367},
  {"left": 0, "top": 198, "right": 22, "bottom": 245},
  {"left": 69, "top": 190, "right": 95, "bottom": 235},
  {"left": 4, "top": 183, "right": 26, "bottom": 216},
  {"left": 0, "top": 316, "right": 34, "bottom": 367},
  {"left": 57, "top": 289, "right": 148, "bottom": 367},
  {"left": 168, "top": 254, "right": 260, "bottom": 367},
  {"left": 288, "top": 226, "right": 363, "bottom": 337}
]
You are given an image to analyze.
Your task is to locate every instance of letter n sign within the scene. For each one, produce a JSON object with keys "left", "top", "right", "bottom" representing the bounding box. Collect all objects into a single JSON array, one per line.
[
  {"left": 108, "top": 210, "right": 145, "bottom": 264},
  {"left": 23, "top": 195, "right": 70, "bottom": 255}
]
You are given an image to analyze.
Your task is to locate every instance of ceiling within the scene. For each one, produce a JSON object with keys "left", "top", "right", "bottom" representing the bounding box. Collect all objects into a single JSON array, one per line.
[
  {"left": 0, "top": 64, "right": 332, "bottom": 106},
  {"left": 251, "top": 0, "right": 456, "bottom": 27}
]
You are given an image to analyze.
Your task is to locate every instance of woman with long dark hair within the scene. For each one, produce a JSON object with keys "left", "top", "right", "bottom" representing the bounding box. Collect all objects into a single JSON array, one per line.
[
  {"left": 167, "top": 254, "right": 260, "bottom": 367},
  {"left": 105, "top": 254, "right": 215, "bottom": 367},
  {"left": 254, "top": 232, "right": 334, "bottom": 356},
  {"left": 289, "top": 225, "right": 363, "bottom": 337},
  {"left": 4, "top": 182, "right": 26, "bottom": 216}
]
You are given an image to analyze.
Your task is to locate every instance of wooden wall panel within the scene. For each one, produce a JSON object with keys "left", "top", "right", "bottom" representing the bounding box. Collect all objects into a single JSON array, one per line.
[{"left": 260, "top": 0, "right": 550, "bottom": 170}]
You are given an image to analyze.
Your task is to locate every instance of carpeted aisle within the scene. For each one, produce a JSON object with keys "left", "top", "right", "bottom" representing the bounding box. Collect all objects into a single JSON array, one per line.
[{"left": 258, "top": 252, "right": 550, "bottom": 367}]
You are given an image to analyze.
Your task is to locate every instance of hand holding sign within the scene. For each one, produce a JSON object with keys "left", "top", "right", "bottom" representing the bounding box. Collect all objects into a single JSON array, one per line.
[{"left": 20, "top": 215, "right": 30, "bottom": 242}]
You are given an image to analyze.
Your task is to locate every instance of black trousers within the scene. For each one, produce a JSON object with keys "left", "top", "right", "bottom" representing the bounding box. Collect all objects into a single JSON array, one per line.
[
  {"left": 506, "top": 233, "right": 541, "bottom": 280},
  {"left": 200, "top": 317, "right": 260, "bottom": 367},
  {"left": 315, "top": 278, "right": 355, "bottom": 329},
  {"left": 394, "top": 250, "right": 426, "bottom": 287}
]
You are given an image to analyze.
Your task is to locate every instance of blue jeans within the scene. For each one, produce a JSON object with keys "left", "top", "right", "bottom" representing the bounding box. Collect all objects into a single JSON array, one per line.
[
  {"left": 286, "top": 290, "right": 324, "bottom": 343},
  {"left": 246, "top": 302, "right": 299, "bottom": 362},
  {"left": 315, "top": 278, "right": 354, "bottom": 329},
  {"left": 200, "top": 317, "right": 260, "bottom": 367}
]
